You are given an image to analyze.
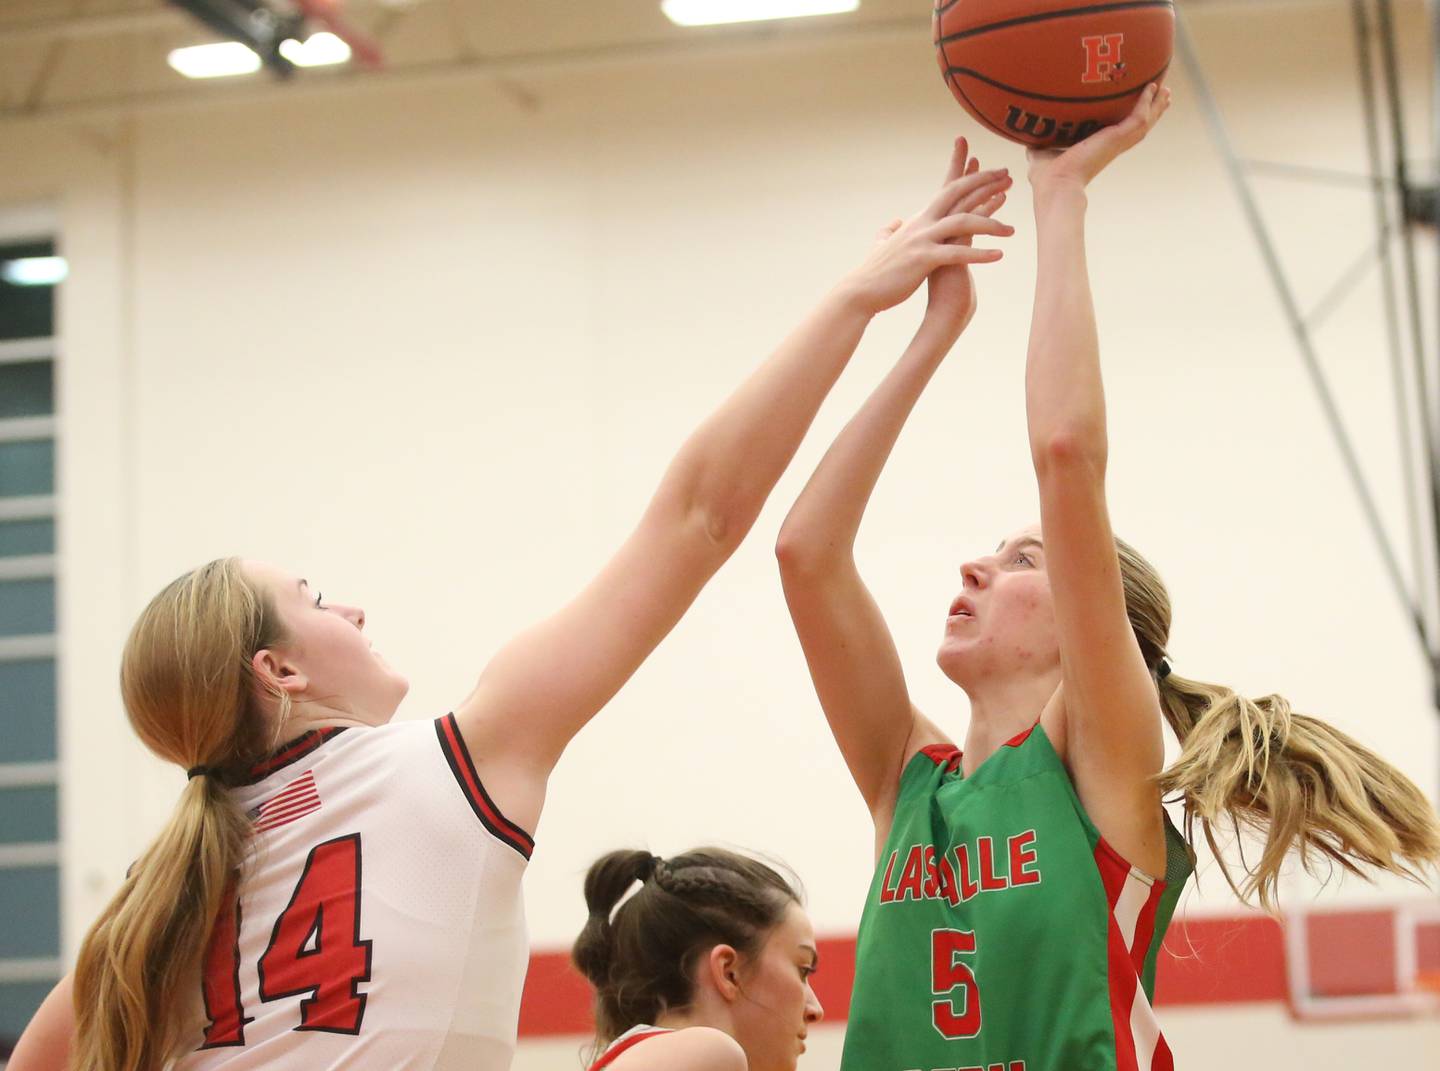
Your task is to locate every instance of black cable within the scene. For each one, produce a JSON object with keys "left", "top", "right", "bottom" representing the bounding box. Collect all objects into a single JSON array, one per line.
[
  {"left": 1353, "top": 0, "right": 1436, "bottom": 665},
  {"left": 1239, "top": 159, "right": 1394, "bottom": 190},
  {"left": 1177, "top": 14, "right": 1430, "bottom": 659},
  {"left": 1375, "top": 1, "right": 1440, "bottom": 682},
  {"left": 1301, "top": 237, "right": 1383, "bottom": 332}
]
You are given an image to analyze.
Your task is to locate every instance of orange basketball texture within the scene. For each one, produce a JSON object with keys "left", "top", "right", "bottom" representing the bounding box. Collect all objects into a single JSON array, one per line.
[{"left": 934, "top": 0, "right": 1175, "bottom": 148}]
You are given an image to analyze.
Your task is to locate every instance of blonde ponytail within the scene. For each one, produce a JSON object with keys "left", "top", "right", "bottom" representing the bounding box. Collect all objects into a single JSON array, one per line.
[
  {"left": 73, "top": 779, "right": 251, "bottom": 1071},
  {"left": 72, "top": 559, "right": 287, "bottom": 1071},
  {"left": 1155, "top": 675, "right": 1440, "bottom": 913},
  {"left": 1114, "top": 539, "right": 1440, "bottom": 913}
]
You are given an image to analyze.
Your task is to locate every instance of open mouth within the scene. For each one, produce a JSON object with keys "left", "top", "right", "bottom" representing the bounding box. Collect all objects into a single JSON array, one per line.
[{"left": 948, "top": 595, "right": 976, "bottom": 619}]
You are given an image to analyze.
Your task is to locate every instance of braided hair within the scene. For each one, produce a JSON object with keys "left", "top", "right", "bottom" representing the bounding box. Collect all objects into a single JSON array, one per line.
[{"left": 571, "top": 848, "right": 801, "bottom": 1044}]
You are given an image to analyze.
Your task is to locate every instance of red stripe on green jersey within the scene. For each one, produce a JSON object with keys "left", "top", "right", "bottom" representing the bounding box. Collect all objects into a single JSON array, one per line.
[{"left": 841, "top": 726, "right": 1193, "bottom": 1071}]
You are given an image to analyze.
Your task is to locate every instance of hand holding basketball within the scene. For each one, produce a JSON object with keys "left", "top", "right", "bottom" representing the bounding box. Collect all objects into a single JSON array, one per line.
[
  {"left": 934, "top": 0, "right": 1175, "bottom": 148},
  {"left": 1027, "top": 82, "right": 1171, "bottom": 194},
  {"left": 839, "top": 138, "right": 1014, "bottom": 317}
]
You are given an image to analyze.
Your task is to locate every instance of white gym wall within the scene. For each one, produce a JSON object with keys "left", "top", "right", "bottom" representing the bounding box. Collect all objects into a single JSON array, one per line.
[{"left": 2, "top": 0, "right": 1437, "bottom": 1064}]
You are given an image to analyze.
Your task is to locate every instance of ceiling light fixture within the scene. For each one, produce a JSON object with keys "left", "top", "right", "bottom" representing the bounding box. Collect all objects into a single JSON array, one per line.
[
  {"left": 278, "top": 32, "right": 352, "bottom": 67},
  {"left": 1, "top": 257, "right": 69, "bottom": 286},
  {"left": 167, "top": 41, "right": 263, "bottom": 79}
]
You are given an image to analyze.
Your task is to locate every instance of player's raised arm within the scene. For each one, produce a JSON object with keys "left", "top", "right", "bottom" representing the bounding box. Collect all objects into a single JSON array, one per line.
[
  {"left": 776, "top": 143, "right": 1012, "bottom": 839},
  {"left": 1022, "top": 85, "right": 1172, "bottom": 875},
  {"left": 456, "top": 147, "right": 1014, "bottom": 832}
]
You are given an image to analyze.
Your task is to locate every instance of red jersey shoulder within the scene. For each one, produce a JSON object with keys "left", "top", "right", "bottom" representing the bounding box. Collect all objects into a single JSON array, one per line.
[
  {"left": 588, "top": 1028, "right": 672, "bottom": 1071},
  {"left": 919, "top": 743, "right": 963, "bottom": 773}
]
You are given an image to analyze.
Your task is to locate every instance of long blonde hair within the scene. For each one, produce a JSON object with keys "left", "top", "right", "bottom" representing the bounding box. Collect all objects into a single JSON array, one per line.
[
  {"left": 1115, "top": 539, "right": 1440, "bottom": 912},
  {"left": 71, "top": 558, "right": 289, "bottom": 1071}
]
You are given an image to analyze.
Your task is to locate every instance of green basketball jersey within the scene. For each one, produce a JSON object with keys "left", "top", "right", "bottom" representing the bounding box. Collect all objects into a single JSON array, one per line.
[{"left": 840, "top": 725, "right": 1193, "bottom": 1071}]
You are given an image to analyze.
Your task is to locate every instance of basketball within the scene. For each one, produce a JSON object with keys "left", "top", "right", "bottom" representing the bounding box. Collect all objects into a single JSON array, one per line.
[{"left": 933, "top": 0, "right": 1175, "bottom": 148}]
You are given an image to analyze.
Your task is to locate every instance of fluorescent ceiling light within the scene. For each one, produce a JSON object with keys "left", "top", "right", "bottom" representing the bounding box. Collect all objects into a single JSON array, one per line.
[
  {"left": 2, "top": 257, "right": 68, "bottom": 286},
  {"left": 279, "top": 32, "right": 352, "bottom": 68},
  {"left": 167, "top": 41, "right": 262, "bottom": 79},
  {"left": 662, "top": 0, "right": 860, "bottom": 28}
]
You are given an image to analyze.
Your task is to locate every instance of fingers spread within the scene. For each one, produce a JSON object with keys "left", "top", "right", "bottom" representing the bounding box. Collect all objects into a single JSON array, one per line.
[
  {"left": 942, "top": 136, "right": 972, "bottom": 186},
  {"left": 928, "top": 212, "right": 1015, "bottom": 242},
  {"left": 1154, "top": 85, "right": 1173, "bottom": 122},
  {"left": 1131, "top": 82, "right": 1157, "bottom": 121},
  {"left": 972, "top": 191, "right": 1008, "bottom": 219},
  {"left": 1135, "top": 82, "right": 1170, "bottom": 131},
  {"left": 954, "top": 173, "right": 1013, "bottom": 214},
  {"left": 924, "top": 167, "right": 1010, "bottom": 219},
  {"left": 935, "top": 244, "right": 1005, "bottom": 266}
]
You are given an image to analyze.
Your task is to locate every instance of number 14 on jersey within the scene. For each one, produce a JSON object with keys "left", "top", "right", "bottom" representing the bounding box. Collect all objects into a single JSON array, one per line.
[{"left": 202, "top": 834, "right": 373, "bottom": 1047}]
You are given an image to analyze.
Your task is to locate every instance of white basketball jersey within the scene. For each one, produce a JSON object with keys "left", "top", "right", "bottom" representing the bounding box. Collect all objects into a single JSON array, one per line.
[{"left": 172, "top": 715, "right": 533, "bottom": 1071}]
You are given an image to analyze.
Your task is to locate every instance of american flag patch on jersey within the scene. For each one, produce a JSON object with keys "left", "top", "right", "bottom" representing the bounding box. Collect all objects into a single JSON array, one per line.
[{"left": 250, "top": 771, "right": 322, "bottom": 833}]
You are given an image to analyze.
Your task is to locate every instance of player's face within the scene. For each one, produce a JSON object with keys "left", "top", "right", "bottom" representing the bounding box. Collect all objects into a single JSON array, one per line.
[
  {"left": 243, "top": 561, "right": 409, "bottom": 728},
  {"left": 732, "top": 902, "right": 824, "bottom": 1071},
  {"left": 936, "top": 524, "right": 1061, "bottom": 687}
]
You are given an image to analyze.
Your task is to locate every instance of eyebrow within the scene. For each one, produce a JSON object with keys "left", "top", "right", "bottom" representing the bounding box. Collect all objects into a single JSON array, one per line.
[
  {"left": 298, "top": 579, "right": 308, "bottom": 592},
  {"left": 995, "top": 537, "right": 1044, "bottom": 554}
]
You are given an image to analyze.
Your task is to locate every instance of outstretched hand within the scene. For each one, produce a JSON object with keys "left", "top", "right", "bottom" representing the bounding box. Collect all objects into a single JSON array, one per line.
[
  {"left": 1027, "top": 83, "right": 1171, "bottom": 196},
  {"left": 840, "top": 137, "right": 1014, "bottom": 318},
  {"left": 925, "top": 138, "right": 1012, "bottom": 335}
]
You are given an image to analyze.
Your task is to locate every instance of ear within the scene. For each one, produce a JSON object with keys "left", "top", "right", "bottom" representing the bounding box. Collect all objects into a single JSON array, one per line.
[
  {"left": 704, "top": 944, "right": 742, "bottom": 1003},
  {"left": 252, "top": 647, "right": 308, "bottom": 698}
]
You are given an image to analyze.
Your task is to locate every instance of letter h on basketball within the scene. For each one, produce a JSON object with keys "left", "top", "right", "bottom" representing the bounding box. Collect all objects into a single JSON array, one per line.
[{"left": 1080, "top": 34, "right": 1125, "bottom": 84}]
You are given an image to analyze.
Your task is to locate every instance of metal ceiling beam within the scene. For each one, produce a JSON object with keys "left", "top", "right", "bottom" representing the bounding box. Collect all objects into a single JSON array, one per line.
[
  {"left": 0, "top": 7, "right": 187, "bottom": 43},
  {"left": 0, "top": 0, "right": 1377, "bottom": 46},
  {"left": 0, "top": 0, "right": 415, "bottom": 43},
  {"left": 0, "top": 11, "right": 932, "bottom": 123}
]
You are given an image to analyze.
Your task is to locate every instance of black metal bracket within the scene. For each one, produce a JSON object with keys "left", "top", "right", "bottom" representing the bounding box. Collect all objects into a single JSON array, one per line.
[{"left": 165, "top": 0, "right": 303, "bottom": 78}]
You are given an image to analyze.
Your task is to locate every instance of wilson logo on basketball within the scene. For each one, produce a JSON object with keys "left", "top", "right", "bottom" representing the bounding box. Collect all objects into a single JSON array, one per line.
[
  {"left": 1080, "top": 33, "right": 1127, "bottom": 84},
  {"left": 1003, "top": 107, "right": 1102, "bottom": 147}
]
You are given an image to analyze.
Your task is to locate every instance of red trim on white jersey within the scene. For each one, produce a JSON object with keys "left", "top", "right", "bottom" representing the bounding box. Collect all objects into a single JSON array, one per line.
[
  {"left": 243, "top": 727, "right": 349, "bottom": 784},
  {"left": 1094, "top": 837, "right": 1173, "bottom": 1071},
  {"left": 434, "top": 713, "right": 535, "bottom": 859},
  {"left": 185, "top": 718, "right": 531, "bottom": 1071},
  {"left": 588, "top": 1026, "right": 673, "bottom": 1071}
]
